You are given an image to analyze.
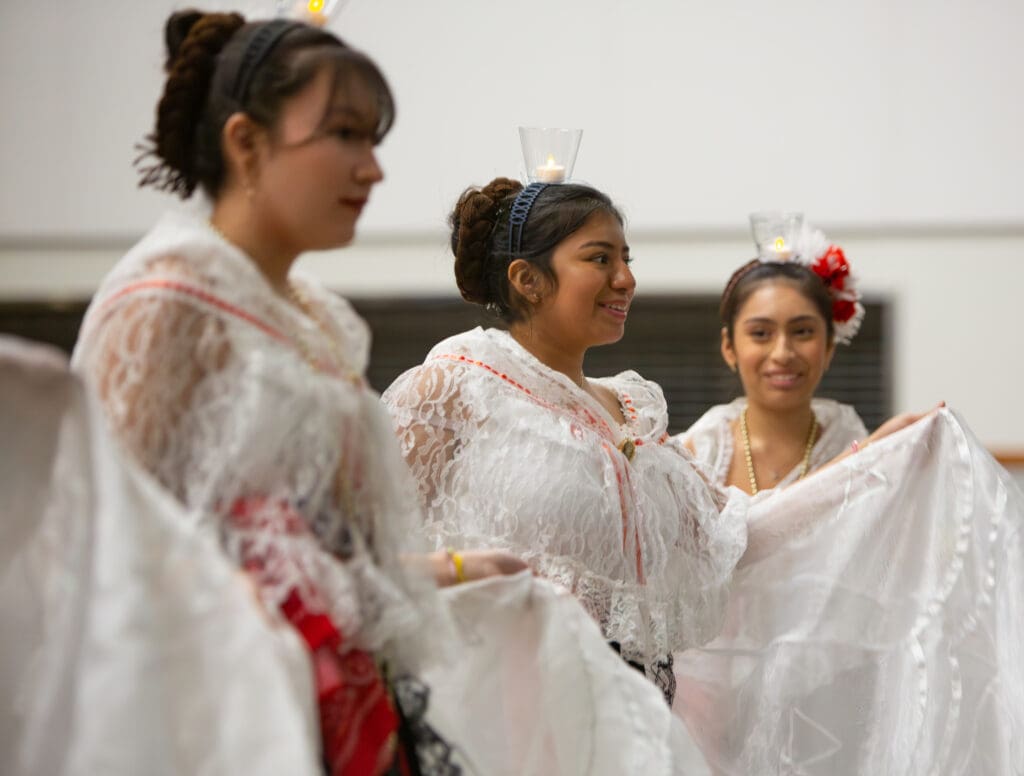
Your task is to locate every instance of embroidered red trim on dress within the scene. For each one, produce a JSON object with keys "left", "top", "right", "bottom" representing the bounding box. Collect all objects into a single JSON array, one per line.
[
  {"left": 620, "top": 392, "right": 640, "bottom": 424},
  {"left": 95, "top": 278, "right": 358, "bottom": 381},
  {"left": 601, "top": 441, "right": 646, "bottom": 582},
  {"left": 97, "top": 278, "right": 292, "bottom": 342},
  {"left": 618, "top": 391, "right": 646, "bottom": 448},
  {"left": 434, "top": 351, "right": 646, "bottom": 575},
  {"left": 433, "top": 353, "right": 621, "bottom": 444}
]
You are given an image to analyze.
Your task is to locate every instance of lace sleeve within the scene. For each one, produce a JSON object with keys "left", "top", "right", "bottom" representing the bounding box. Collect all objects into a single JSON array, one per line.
[
  {"left": 382, "top": 360, "right": 471, "bottom": 533},
  {"left": 75, "top": 266, "right": 232, "bottom": 502},
  {"left": 662, "top": 434, "right": 732, "bottom": 513}
]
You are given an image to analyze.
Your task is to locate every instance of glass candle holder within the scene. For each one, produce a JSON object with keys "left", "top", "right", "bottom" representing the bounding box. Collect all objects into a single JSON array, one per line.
[
  {"left": 277, "top": 0, "right": 347, "bottom": 25},
  {"left": 519, "top": 127, "right": 582, "bottom": 184},
  {"left": 749, "top": 211, "right": 804, "bottom": 260}
]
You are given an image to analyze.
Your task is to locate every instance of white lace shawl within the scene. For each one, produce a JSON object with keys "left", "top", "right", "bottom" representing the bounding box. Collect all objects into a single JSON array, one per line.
[
  {"left": 382, "top": 327, "right": 749, "bottom": 667},
  {"left": 72, "top": 209, "right": 443, "bottom": 671},
  {"left": 679, "top": 398, "right": 869, "bottom": 490}
]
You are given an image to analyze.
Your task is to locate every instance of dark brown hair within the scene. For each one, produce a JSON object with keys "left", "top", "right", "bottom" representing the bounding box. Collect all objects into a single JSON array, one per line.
[
  {"left": 137, "top": 9, "right": 395, "bottom": 199},
  {"left": 720, "top": 261, "right": 835, "bottom": 344},
  {"left": 450, "top": 177, "right": 623, "bottom": 322}
]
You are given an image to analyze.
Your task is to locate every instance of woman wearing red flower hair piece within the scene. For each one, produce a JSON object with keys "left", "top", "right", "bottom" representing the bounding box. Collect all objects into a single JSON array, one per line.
[
  {"left": 668, "top": 226, "right": 1024, "bottom": 776},
  {"left": 679, "top": 232, "right": 895, "bottom": 494}
]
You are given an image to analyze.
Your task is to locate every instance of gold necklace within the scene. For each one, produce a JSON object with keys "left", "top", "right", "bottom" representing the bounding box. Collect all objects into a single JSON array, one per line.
[
  {"left": 286, "top": 281, "right": 362, "bottom": 383},
  {"left": 206, "top": 220, "right": 357, "bottom": 382},
  {"left": 740, "top": 406, "right": 818, "bottom": 495}
]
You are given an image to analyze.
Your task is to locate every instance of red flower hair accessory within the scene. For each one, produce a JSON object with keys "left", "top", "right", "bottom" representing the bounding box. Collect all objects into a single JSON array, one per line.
[{"left": 796, "top": 226, "right": 864, "bottom": 345}]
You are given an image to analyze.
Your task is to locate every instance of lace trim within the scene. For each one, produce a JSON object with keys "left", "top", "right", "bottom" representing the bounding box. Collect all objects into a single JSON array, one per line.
[
  {"left": 618, "top": 390, "right": 640, "bottom": 429},
  {"left": 392, "top": 676, "right": 462, "bottom": 776},
  {"left": 601, "top": 439, "right": 645, "bottom": 583},
  {"left": 94, "top": 277, "right": 363, "bottom": 382},
  {"left": 609, "top": 642, "right": 675, "bottom": 706},
  {"left": 94, "top": 277, "right": 293, "bottom": 343}
]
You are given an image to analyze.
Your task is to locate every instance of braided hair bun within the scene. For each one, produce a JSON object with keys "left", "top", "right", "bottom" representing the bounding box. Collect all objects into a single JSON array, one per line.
[
  {"left": 450, "top": 177, "right": 522, "bottom": 305},
  {"left": 137, "top": 11, "right": 245, "bottom": 197}
]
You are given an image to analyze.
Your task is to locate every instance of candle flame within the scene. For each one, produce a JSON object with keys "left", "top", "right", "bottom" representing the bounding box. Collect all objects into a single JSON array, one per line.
[
  {"left": 774, "top": 237, "right": 787, "bottom": 252},
  {"left": 545, "top": 154, "right": 557, "bottom": 168},
  {"left": 307, "top": 0, "right": 324, "bottom": 12}
]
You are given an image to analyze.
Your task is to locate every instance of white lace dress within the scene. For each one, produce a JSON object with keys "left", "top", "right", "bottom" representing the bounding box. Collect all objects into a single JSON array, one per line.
[
  {"left": 383, "top": 327, "right": 751, "bottom": 689},
  {"left": 680, "top": 397, "right": 869, "bottom": 489}
]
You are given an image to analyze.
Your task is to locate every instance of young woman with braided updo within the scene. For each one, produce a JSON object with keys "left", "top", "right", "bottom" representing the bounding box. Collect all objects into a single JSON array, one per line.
[
  {"left": 72, "top": 11, "right": 530, "bottom": 775},
  {"left": 384, "top": 177, "right": 755, "bottom": 706}
]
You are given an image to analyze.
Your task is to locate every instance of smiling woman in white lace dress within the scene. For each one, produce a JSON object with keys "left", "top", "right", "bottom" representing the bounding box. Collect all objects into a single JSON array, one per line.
[
  {"left": 671, "top": 241, "right": 1024, "bottom": 773},
  {"left": 384, "top": 178, "right": 756, "bottom": 705},
  {"left": 680, "top": 241, "right": 870, "bottom": 494}
]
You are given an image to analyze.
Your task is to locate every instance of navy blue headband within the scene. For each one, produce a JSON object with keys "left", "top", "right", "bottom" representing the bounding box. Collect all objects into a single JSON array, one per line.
[
  {"left": 507, "top": 182, "right": 549, "bottom": 255},
  {"left": 229, "top": 20, "right": 303, "bottom": 104}
]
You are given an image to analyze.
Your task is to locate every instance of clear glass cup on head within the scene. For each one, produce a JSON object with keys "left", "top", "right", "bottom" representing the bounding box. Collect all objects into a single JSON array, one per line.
[
  {"left": 749, "top": 211, "right": 803, "bottom": 260},
  {"left": 273, "top": 0, "right": 347, "bottom": 25},
  {"left": 519, "top": 127, "right": 583, "bottom": 184}
]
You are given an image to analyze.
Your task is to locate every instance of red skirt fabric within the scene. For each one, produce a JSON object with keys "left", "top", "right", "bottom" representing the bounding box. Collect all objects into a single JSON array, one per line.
[{"left": 228, "top": 497, "right": 406, "bottom": 776}]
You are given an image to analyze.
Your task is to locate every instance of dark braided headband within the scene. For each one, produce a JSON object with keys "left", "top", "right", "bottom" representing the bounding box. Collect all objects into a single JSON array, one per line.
[
  {"left": 229, "top": 20, "right": 303, "bottom": 104},
  {"left": 507, "top": 182, "right": 549, "bottom": 255}
]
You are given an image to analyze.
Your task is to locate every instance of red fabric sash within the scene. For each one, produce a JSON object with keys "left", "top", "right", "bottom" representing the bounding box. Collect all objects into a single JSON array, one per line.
[{"left": 228, "top": 497, "right": 404, "bottom": 776}]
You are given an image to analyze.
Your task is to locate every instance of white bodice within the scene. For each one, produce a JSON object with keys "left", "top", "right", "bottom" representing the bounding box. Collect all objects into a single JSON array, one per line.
[{"left": 383, "top": 327, "right": 749, "bottom": 666}]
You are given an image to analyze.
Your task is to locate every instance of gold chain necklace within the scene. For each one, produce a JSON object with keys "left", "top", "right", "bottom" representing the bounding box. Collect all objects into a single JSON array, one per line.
[
  {"left": 285, "top": 282, "right": 358, "bottom": 381},
  {"left": 206, "top": 220, "right": 357, "bottom": 382},
  {"left": 740, "top": 406, "right": 818, "bottom": 495}
]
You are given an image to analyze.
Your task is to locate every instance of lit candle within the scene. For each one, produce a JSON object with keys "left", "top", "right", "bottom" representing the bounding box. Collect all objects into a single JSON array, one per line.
[
  {"left": 534, "top": 154, "right": 566, "bottom": 183},
  {"left": 292, "top": 0, "right": 328, "bottom": 25},
  {"left": 771, "top": 236, "right": 792, "bottom": 260}
]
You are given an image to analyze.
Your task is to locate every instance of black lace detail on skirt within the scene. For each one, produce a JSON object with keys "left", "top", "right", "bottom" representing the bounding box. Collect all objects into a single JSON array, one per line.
[
  {"left": 391, "top": 675, "right": 462, "bottom": 776},
  {"left": 646, "top": 653, "right": 676, "bottom": 706},
  {"left": 608, "top": 641, "right": 676, "bottom": 706}
]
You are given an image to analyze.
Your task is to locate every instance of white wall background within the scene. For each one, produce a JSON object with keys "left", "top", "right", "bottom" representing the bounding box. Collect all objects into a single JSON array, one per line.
[{"left": 2, "top": 0, "right": 1023, "bottom": 447}]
